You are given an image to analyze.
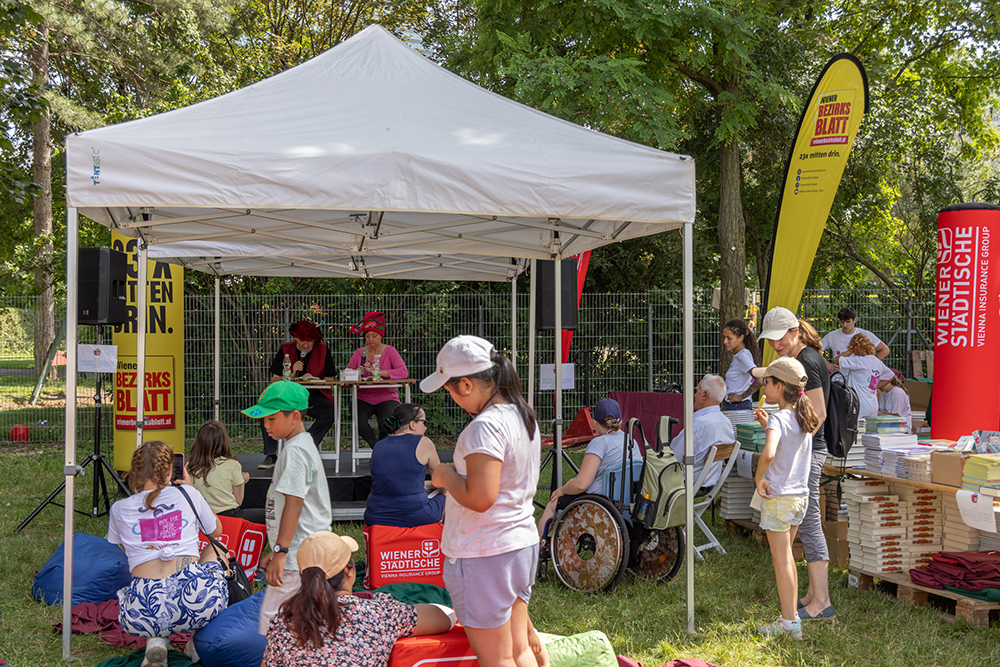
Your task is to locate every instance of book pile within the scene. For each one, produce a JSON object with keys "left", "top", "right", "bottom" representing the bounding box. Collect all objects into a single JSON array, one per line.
[
  {"left": 724, "top": 410, "right": 756, "bottom": 429},
  {"left": 719, "top": 473, "right": 755, "bottom": 521},
  {"left": 892, "top": 485, "right": 943, "bottom": 569},
  {"left": 862, "top": 415, "right": 908, "bottom": 434},
  {"left": 845, "top": 478, "right": 910, "bottom": 574},
  {"left": 861, "top": 433, "right": 919, "bottom": 474},
  {"left": 902, "top": 454, "right": 932, "bottom": 482},
  {"left": 942, "top": 494, "right": 980, "bottom": 552},
  {"left": 882, "top": 446, "right": 933, "bottom": 479},
  {"left": 979, "top": 531, "right": 1000, "bottom": 552},
  {"left": 826, "top": 444, "right": 866, "bottom": 470},
  {"left": 824, "top": 483, "right": 848, "bottom": 522},
  {"left": 736, "top": 422, "right": 765, "bottom": 452},
  {"left": 961, "top": 453, "right": 1000, "bottom": 493}
]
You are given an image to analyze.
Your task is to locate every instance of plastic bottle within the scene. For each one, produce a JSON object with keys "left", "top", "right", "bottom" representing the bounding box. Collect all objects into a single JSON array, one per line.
[
  {"left": 635, "top": 493, "right": 651, "bottom": 525},
  {"left": 282, "top": 353, "right": 292, "bottom": 380},
  {"left": 372, "top": 355, "right": 381, "bottom": 381}
]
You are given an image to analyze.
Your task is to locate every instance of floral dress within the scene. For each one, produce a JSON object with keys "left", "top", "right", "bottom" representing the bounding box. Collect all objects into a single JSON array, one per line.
[{"left": 264, "top": 592, "right": 418, "bottom": 667}]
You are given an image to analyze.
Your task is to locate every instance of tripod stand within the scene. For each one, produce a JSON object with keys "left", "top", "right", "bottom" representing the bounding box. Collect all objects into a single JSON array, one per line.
[{"left": 16, "top": 327, "right": 131, "bottom": 533}]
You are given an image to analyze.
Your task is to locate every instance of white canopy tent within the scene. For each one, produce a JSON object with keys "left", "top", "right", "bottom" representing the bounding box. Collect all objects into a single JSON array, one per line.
[{"left": 60, "top": 25, "right": 699, "bottom": 658}]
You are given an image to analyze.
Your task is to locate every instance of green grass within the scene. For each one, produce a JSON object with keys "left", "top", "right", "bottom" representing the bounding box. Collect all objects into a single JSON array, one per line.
[{"left": 2, "top": 442, "right": 1000, "bottom": 666}]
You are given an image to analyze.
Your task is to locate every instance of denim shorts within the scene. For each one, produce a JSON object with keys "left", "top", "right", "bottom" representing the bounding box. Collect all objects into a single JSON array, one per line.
[
  {"left": 759, "top": 495, "right": 809, "bottom": 532},
  {"left": 118, "top": 561, "right": 228, "bottom": 637},
  {"left": 443, "top": 543, "right": 538, "bottom": 629}
]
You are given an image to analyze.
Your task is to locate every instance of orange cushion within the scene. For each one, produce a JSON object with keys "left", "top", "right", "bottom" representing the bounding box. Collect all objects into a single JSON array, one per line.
[
  {"left": 198, "top": 514, "right": 266, "bottom": 584},
  {"left": 363, "top": 523, "right": 445, "bottom": 589},
  {"left": 389, "top": 625, "right": 478, "bottom": 667}
]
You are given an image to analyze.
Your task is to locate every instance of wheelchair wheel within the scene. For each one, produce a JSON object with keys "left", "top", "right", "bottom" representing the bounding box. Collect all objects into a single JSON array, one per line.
[
  {"left": 550, "top": 494, "right": 630, "bottom": 593},
  {"left": 631, "top": 526, "right": 684, "bottom": 582}
]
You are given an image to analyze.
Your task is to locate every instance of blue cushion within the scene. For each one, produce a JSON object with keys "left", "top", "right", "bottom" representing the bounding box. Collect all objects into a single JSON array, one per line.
[
  {"left": 32, "top": 533, "right": 132, "bottom": 605},
  {"left": 193, "top": 591, "right": 267, "bottom": 667}
]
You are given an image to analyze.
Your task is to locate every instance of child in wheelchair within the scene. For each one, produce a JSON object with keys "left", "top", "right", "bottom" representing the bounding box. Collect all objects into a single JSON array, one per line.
[
  {"left": 750, "top": 357, "right": 820, "bottom": 640},
  {"left": 537, "top": 398, "right": 641, "bottom": 536}
]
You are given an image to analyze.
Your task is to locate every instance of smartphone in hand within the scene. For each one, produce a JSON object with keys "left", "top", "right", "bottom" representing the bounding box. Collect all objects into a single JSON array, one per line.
[{"left": 172, "top": 453, "right": 185, "bottom": 482}]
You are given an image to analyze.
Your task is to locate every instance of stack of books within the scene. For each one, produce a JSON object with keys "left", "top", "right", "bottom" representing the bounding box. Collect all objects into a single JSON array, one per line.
[
  {"left": 736, "top": 422, "right": 765, "bottom": 452},
  {"left": 862, "top": 433, "right": 919, "bottom": 474},
  {"left": 724, "top": 410, "right": 756, "bottom": 429},
  {"left": 942, "top": 494, "right": 981, "bottom": 552},
  {"left": 824, "top": 483, "right": 848, "bottom": 522},
  {"left": 826, "top": 444, "right": 866, "bottom": 469},
  {"left": 979, "top": 531, "right": 1000, "bottom": 552},
  {"left": 882, "top": 446, "right": 934, "bottom": 479},
  {"left": 845, "top": 478, "right": 910, "bottom": 574},
  {"left": 863, "top": 416, "right": 908, "bottom": 434},
  {"left": 960, "top": 453, "right": 1000, "bottom": 492},
  {"left": 719, "top": 473, "right": 755, "bottom": 521},
  {"left": 893, "top": 485, "right": 943, "bottom": 569},
  {"left": 902, "top": 454, "right": 932, "bottom": 482}
]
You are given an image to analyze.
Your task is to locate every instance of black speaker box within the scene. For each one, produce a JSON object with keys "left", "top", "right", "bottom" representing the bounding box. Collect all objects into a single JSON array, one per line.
[
  {"left": 79, "top": 247, "right": 128, "bottom": 325},
  {"left": 535, "top": 259, "right": 578, "bottom": 330}
]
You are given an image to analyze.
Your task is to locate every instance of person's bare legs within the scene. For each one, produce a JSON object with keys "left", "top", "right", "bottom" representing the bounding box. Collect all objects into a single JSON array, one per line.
[
  {"left": 537, "top": 497, "right": 558, "bottom": 537},
  {"left": 465, "top": 619, "right": 535, "bottom": 667},
  {"left": 766, "top": 526, "right": 799, "bottom": 622},
  {"left": 801, "top": 560, "right": 831, "bottom": 616},
  {"left": 517, "top": 600, "right": 550, "bottom": 667}
]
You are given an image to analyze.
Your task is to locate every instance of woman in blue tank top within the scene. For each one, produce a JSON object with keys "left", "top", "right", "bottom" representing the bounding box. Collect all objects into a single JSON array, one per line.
[{"left": 364, "top": 403, "right": 446, "bottom": 527}]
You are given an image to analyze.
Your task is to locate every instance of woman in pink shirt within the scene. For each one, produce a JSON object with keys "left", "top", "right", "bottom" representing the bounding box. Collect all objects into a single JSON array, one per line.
[{"left": 347, "top": 311, "right": 409, "bottom": 447}]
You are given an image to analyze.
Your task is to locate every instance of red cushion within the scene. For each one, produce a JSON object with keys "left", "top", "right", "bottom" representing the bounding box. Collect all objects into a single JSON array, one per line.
[
  {"left": 198, "top": 515, "right": 266, "bottom": 584},
  {"left": 363, "top": 523, "right": 445, "bottom": 589},
  {"left": 389, "top": 625, "right": 478, "bottom": 667}
]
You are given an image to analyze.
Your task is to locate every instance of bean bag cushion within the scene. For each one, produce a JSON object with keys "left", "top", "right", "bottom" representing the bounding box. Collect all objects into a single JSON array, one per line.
[
  {"left": 192, "top": 591, "right": 266, "bottom": 667},
  {"left": 546, "top": 630, "right": 617, "bottom": 667},
  {"left": 32, "top": 533, "right": 131, "bottom": 605}
]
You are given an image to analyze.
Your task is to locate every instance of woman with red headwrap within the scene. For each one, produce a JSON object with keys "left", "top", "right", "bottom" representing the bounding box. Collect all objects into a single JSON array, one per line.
[
  {"left": 347, "top": 312, "right": 409, "bottom": 447},
  {"left": 258, "top": 320, "right": 337, "bottom": 469}
]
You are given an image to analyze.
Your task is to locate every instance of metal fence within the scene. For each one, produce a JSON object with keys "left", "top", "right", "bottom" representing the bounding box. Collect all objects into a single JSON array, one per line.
[{"left": 0, "top": 287, "right": 935, "bottom": 444}]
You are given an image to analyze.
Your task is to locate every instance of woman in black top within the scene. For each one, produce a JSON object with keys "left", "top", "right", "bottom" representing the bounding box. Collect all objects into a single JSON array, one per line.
[{"left": 758, "top": 306, "right": 835, "bottom": 621}]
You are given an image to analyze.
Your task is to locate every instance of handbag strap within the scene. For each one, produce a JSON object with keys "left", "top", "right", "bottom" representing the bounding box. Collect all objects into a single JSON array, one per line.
[{"left": 174, "top": 483, "right": 230, "bottom": 564}]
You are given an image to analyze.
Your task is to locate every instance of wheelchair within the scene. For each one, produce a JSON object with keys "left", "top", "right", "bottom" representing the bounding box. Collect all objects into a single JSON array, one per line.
[{"left": 537, "top": 418, "right": 685, "bottom": 593}]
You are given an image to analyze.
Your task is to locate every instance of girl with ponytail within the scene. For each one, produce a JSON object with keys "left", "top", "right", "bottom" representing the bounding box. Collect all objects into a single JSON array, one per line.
[
  {"left": 722, "top": 318, "right": 762, "bottom": 410},
  {"left": 421, "top": 336, "right": 549, "bottom": 667},
  {"left": 748, "top": 357, "right": 818, "bottom": 640},
  {"left": 264, "top": 531, "right": 453, "bottom": 666}
]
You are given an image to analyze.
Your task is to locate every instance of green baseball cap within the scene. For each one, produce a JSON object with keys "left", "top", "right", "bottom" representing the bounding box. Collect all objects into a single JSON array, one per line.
[{"left": 242, "top": 381, "right": 309, "bottom": 418}]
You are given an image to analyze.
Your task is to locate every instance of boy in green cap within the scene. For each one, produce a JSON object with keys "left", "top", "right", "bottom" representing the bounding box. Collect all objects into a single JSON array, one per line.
[{"left": 242, "top": 381, "right": 332, "bottom": 634}]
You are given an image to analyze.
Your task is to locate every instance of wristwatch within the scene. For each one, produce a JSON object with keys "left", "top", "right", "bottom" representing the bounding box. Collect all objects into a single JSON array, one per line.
[{"left": 273, "top": 544, "right": 289, "bottom": 554}]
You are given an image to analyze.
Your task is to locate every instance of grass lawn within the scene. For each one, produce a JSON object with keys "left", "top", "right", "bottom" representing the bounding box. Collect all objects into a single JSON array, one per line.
[{"left": 2, "top": 440, "right": 1000, "bottom": 666}]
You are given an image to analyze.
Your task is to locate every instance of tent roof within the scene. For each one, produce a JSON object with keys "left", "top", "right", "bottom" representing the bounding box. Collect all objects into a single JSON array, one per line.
[{"left": 65, "top": 25, "right": 694, "bottom": 268}]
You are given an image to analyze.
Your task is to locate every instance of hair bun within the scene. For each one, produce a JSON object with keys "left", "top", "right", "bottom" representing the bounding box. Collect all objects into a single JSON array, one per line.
[{"left": 384, "top": 415, "right": 400, "bottom": 433}]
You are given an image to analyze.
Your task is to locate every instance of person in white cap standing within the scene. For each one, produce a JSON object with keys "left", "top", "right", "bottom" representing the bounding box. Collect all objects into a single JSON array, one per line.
[
  {"left": 262, "top": 530, "right": 454, "bottom": 667},
  {"left": 758, "top": 307, "right": 835, "bottom": 623},
  {"left": 422, "top": 335, "right": 549, "bottom": 667}
]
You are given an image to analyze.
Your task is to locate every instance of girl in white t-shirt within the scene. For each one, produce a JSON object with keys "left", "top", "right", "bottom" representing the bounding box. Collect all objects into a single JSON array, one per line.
[
  {"left": 837, "top": 333, "right": 892, "bottom": 418},
  {"left": 722, "top": 319, "right": 761, "bottom": 411},
  {"left": 878, "top": 369, "right": 913, "bottom": 434},
  {"left": 108, "top": 441, "right": 227, "bottom": 667},
  {"left": 750, "top": 357, "right": 819, "bottom": 640},
  {"left": 423, "top": 336, "right": 548, "bottom": 667}
]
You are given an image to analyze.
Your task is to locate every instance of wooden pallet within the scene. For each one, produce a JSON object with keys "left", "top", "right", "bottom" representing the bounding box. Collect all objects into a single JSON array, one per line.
[
  {"left": 724, "top": 519, "right": 804, "bottom": 560},
  {"left": 848, "top": 568, "right": 1000, "bottom": 629}
]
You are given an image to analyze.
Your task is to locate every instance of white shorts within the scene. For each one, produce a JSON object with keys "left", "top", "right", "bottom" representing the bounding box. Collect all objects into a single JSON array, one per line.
[{"left": 258, "top": 568, "right": 301, "bottom": 635}]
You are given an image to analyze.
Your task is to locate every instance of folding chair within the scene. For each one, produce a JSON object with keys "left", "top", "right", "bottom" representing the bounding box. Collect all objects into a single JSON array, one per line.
[{"left": 690, "top": 441, "right": 739, "bottom": 559}]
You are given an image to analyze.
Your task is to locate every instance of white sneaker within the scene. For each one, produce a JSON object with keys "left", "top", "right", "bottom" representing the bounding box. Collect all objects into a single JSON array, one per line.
[
  {"left": 141, "top": 637, "right": 169, "bottom": 667},
  {"left": 758, "top": 616, "right": 803, "bottom": 640}
]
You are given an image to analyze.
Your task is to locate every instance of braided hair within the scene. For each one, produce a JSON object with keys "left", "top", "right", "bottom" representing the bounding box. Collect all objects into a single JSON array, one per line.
[{"left": 125, "top": 441, "right": 173, "bottom": 510}]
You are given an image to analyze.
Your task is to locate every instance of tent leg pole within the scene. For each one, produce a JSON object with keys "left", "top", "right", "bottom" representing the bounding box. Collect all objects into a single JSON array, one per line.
[
  {"left": 214, "top": 277, "right": 221, "bottom": 421},
  {"left": 62, "top": 207, "right": 79, "bottom": 661},
  {"left": 528, "top": 260, "right": 536, "bottom": 410},
  {"left": 511, "top": 275, "right": 517, "bottom": 369},
  {"left": 554, "top": 258, "right": 563, "bottom": 487},
  {"left": 135, "top": 235, "right": 148, "bottom": 448},
  {"left": 684, "top": 223, "right": 695, "bottom": 634}
]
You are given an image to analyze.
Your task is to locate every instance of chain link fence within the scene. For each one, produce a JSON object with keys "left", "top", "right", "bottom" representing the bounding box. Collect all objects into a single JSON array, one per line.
[{"left": 1, "top": 287, "right": 935, "bottom": 444}]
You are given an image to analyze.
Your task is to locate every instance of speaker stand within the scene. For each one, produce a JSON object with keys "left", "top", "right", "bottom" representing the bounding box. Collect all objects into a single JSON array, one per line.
[{"left": 15, "top": 327, "right": 131, "bottom": 533}]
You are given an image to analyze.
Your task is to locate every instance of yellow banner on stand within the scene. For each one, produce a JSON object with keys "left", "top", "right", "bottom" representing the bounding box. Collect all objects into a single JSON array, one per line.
[
  {"left": 762, "top": 54, "right": 869, "bottom": 363},
  {"left": 111, "top": 232, "right": 185, "bottom": 470}
]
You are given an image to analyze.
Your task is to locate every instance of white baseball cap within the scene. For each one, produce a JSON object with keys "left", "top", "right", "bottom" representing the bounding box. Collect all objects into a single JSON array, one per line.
[
  {"left": 758, "top": 306, "right": 799, "bottom": 341},
  {"left": 421, "top": 335, "right": 496, "bottom": 393}
]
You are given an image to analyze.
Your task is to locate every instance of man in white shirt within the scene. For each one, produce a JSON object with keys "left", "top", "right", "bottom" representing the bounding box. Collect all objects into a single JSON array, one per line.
[
  {"left": 821, "top": 307, "right": 890, "bottom": 372},
  {"left": 669, "top": 374, "right": 737, "bottom": 494}
]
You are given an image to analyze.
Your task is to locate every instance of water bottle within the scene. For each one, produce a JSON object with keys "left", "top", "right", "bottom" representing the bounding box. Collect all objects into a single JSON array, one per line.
[
  {"left": 282, "top": 353, "right": 291, "bottom": 380},
  {"left": 372, "top": 355, "right": 381, "bottom": 381},
  {"left": 635, "top": 493, "right": 652, "bottom": 525}
]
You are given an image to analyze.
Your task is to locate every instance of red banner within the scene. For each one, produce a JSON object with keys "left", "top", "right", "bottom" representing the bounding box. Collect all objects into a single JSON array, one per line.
[
  {"left": 932, "top": 204, "right": 1000, "bottom": 439},
  {"left": 561, "top": 251, "right": 591, "bottom": 362}
]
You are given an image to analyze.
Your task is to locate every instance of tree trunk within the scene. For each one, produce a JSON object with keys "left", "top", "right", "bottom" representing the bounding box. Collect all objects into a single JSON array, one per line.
[
  {"left": 31, "top": 22, "right": 56, "bottom": 380},
  {"left": 718, "top": 137, "right": 746, "bottom": 377}
]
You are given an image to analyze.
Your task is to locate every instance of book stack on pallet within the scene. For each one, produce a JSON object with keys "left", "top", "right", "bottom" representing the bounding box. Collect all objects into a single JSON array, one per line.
[
  {"left": 719, "top": 473, "right": 755, "bottom": 521},
  {"left": 942, "top": 494, "right": 981, "bottom": 552},
  {"left": 736, "top": 422, "right": 765, "bottom": 452},
  {"left": 891, "top": 484, "right": 943, "bottom": 569},
  {"left": 845, "top": 478, "right": 910, "bottom": 574}
]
